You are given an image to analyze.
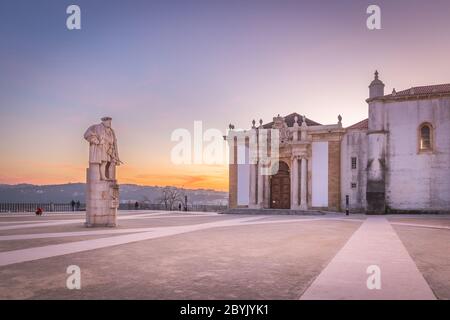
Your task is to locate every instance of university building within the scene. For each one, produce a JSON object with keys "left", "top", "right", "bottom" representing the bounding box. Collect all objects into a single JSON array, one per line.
[{"left": 226, "top": 72, "right": 450, "bottom": 213}]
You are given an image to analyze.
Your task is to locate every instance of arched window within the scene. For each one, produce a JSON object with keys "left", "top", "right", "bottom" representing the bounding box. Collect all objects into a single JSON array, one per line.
[{"left": 419, "top": 123, "right": 433, "bottom": 152}]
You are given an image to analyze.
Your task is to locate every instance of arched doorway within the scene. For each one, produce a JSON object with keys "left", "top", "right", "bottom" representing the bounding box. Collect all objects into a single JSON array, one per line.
[{"left": 270, "top": 161, "right": 290, "bottom": 209}]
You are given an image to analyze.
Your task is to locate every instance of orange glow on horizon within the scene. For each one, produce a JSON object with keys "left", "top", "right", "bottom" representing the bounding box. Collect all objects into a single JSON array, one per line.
[{"left": 0, "top": 164, "right": 229, "bottom": 192}]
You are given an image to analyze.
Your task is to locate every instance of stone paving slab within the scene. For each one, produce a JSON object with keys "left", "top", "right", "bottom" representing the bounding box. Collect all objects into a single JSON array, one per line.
[
  {"left": 0, "top": 217, "right": 263, "bottom": 267},
  {"left": 0, "top": 216, "right": 247, "bottom": 236},
  {"left": 300, "top": 217, "right": 436, "bottom": 300},
  {"left": 0, "top": 219, "right": 360, "bottom": 299},
  {"left": 0, "top": 234, "right": 140, "bottom": 252},
  {"left": 0, "top": 212, "right": 448, "bottom": 299},
  {"left": 388, "top": 217, "right": 450, "bottom": 228},
  {"left": 393, "top": 225, "right": 450, "bottom": 300}
]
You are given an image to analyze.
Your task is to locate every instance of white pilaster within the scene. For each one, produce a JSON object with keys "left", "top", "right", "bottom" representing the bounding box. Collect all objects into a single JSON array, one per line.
[
  {"left": 291, "top": 156, "right": 299, "bottom": 209},
  {"left": 300, "top": 157, "right": 308, "bottom": 210},
  {"left": 248, "top": 128, "right": 258, "bottom": 208},
  {"left": 264, "top": 174, "right": 270, "bottom": 208},
  {"left": 257, "top": 162, "right": 264, "bottom": 208},
  {"left": 249, "top": 162, "right": 257, "bottom": 207}
]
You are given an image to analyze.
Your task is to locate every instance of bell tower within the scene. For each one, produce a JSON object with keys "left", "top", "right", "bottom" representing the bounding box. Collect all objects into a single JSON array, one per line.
[
  {"left": 366, "top": 71, "right": 387, "bottom": 214},
  {"left": 369, "top": 70, "right": 385, "bottom": 98}
]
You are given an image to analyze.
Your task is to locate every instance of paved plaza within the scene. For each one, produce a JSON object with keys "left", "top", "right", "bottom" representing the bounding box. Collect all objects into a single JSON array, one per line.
[{"left": 0, "top": 211, "right": 449, "bottom": 300}]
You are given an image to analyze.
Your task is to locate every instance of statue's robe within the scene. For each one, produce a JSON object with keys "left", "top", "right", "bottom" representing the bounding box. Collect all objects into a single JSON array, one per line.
[{"left": 84, "top": 124, "right": 120, "bottom": 165}]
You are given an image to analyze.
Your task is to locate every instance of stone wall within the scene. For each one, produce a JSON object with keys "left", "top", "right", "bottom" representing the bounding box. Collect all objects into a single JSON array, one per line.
[
  {"left": 384, "top": 97, "right": 450, "bottom": 212},
  {"left": 340, "top": 130, "right": 368, "bottom": 212},
  {"left": 328, "top": 141, "right": 341, "bottom": 211}
]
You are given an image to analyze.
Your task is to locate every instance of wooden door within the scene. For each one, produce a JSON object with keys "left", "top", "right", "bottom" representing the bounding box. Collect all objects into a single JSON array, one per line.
[{"left": 270, "top": 162, "right": 290, "bottom": 209}]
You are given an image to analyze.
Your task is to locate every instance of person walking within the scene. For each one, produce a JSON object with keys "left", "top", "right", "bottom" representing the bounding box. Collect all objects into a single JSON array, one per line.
[{"left": 70, "top": 200, "right": 76, "bottom": 212}]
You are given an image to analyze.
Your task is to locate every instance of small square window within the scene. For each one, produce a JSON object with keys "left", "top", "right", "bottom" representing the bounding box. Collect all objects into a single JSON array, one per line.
[
  {"left": 351, "top": 182, "right": 357, "bottom": 189},
  {"left": 351, "top": 157, "right": 357, "bottom": 169}
]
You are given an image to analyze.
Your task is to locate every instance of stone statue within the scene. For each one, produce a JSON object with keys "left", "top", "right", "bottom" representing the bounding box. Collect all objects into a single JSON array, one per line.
[
  {"left": 84, "top": 117, "right": 121, "bottom": 227},
  {"left": 84, "top": 117, "right": 122, "bottom": 181}
]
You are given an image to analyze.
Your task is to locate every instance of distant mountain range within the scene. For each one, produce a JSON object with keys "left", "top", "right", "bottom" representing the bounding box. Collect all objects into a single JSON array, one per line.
[{"left": 0, "top": 183, "right": 228, "bottom": 205}]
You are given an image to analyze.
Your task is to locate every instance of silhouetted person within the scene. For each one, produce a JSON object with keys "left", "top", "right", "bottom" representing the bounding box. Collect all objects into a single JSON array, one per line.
[
  {"left": 179, "top": 203, "right": 182, "bottom": 211},
  {"left": 70, "top": 200, "right": 76, "bottom": 212},
  {"left": 134, "top": 201, "right": 139, "bottom": 210},
  {"left": 76, "top": 201, "right": 81, "bottom": 211},
  {"left": 35, "top": 207, "right": 43, "bottom": 216}
]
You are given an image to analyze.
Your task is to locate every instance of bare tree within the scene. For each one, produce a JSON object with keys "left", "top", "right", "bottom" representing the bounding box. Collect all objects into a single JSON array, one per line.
[
  {"left": 157, "top": 187, "right": 183, "bottom": 211},
  {"left": 178, "top": 187, "right": 188, "bottom": 211}
]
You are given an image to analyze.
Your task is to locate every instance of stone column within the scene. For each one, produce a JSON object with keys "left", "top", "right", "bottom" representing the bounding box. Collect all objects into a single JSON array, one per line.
[
  {"left": 300, "top": 158, "right": 308, "bottom": 210},
  {"left": 257, "top": 162, "right": 264, "bottom": 208},
  {"left": 248, "top": 127, "right": 258, "bottom": 208},
  {"left": 291, "top": 156, "right": 299, "bottom": 209},
  {"left": 249, "top": 162, "right": 257, "bottom": 208},
  {"left": 264, "top": 174, "right": 270, "bottom": 208}
]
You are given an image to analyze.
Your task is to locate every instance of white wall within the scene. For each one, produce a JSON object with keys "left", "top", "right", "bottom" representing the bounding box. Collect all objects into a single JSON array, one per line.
[
  {"left": 312, "top": 142, "right": 328, "bottom": 207},
  {"left": 341, "top": 130, "right": 368, "bottom": 211},
  {"left": 237, "top": 144, "right": 249, "bottom": 206},
  {"left": 384, "top": 97, "right": 450, "bottom": 211}
]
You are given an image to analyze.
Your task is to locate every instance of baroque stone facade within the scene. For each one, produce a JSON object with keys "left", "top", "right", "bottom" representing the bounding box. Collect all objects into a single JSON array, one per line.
[{"left": 227, "top": 72, "right": 450, "bottom": 213}]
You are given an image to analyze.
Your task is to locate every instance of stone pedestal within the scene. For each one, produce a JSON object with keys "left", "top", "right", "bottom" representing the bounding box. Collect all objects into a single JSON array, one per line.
[{"left": 85, "top": 164, "right": 119, "bottom": 227}]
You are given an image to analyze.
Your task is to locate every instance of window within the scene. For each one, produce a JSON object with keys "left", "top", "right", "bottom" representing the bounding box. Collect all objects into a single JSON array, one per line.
[
  {"left": 351, "top": 157, "right": 357, "bottom": 169},
  {"left": 351, "top": 182, "right": 357, "bottom": 189},
  {"left": 419, "top": 123, "right": 433, "bottom": 152}
]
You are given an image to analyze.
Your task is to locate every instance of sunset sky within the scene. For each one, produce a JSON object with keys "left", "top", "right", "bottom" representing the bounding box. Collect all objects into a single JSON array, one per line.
[{"left": 1, "top": 0, "right": 450, "bottom": 191}]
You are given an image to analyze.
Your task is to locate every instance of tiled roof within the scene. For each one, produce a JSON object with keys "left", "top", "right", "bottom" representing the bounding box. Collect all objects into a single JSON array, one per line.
[
  {"left": 347, "top": 118, "right": 368, "bottom": 130},
  {"left": 384, "top": 83, "right": 450, "bottom": 98},
  {"left": 263, "top": 112, "right": 321, "bottom": 128}
]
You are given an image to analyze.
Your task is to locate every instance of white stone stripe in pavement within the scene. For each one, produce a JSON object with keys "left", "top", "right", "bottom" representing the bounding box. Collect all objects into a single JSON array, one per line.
[
  {"left": 0, "top": 228, "right": 155, "bottom": 241},
  {"left": 389, "top": 221, "right": 450, "bottom": 230},
  {"left": 0, "top": 220, "right": 50, "bottom": 225},
  {"left": 0, "top": 211, "right": 218, "bottom": 218},
  {"left": 0, "top": 219, "right": 86, "bottom": 231},
  {"left": 326, "top": 218, "right": 367, "bottom": 223},
  {"left": 240, "top": 217, "right": 326, "bottom": 226},
  {"left": 312, "top": 217, "right": 449, "bottom": 230},
  {"left": 0, "top": 212, "right": 196, "bottom": 226},
  {"left": 0, "top": 217, "right": 264, "bottom": 267},
  {"left": 0, "top": 213, "right": 162, "bottom": 231},
  {"left": 0, "top": 216, "right": 331, "bottom": 241},
  {"left": 0, "top": 213, "right": 220, "bottom": 231},
  {"left": 300, "top": 217, "right": 436, "bottom": 300}
]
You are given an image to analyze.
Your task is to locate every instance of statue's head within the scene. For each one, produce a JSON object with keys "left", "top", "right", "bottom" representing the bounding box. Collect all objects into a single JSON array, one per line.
[{"left": 101, "top": 117, "right": 112, "bottom": 128}]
